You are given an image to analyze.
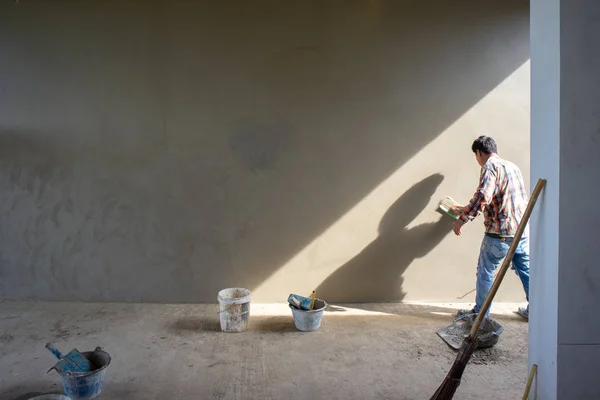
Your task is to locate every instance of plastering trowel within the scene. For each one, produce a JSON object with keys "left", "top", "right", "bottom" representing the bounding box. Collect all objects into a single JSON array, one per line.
[{"left": 436, "top": 196, "right": 461, "bottom": 220}]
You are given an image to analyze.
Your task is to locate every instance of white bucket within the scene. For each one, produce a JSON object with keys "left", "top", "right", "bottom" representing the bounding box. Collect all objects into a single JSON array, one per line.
[{"left": 217, "top": 288, "right": 251, "bottom": 333}]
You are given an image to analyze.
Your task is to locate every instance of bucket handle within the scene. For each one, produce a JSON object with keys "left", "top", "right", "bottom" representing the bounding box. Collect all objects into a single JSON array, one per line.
[{"left": 217, "top": 305, "right": 250, "bottom": 315}]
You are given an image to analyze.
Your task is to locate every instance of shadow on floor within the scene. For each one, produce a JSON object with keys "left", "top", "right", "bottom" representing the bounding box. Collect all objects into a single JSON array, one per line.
[
  {"left": 325, "top": 305, "right": 347, "bottom": 312},
  {"left": 167, "top": 317, "right": 221, "bottom": 333},
  {"left": 249, "top": 316, "right": 297, "bottom": 333},
  {"left": 324, "top": 303, "right": 527, "bottom": 322},
  {"left": 167, "top": 315, "right": 300, "bottom": 334},
  {"left": 163, "top": 302, "right": 526, "bottom": 339}
]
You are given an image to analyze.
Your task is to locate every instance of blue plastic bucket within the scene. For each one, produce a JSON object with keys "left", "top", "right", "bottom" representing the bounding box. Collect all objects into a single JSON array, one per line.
[
  {"left": 57, "top": 347, "right": 111, "bottom": 400},
  {"left": 290, "top": 299, "right": 327, "bottom": 332}
]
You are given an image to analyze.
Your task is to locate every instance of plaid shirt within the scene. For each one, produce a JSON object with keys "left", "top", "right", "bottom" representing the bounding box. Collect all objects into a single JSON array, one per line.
[{"left": 459, "top": 155, "right": 529, "bottom": 237}]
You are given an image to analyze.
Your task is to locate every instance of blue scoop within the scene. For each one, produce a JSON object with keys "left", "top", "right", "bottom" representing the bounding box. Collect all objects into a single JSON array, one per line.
[
  {"left": 288, "top": 293, "right": 314, "bottom": 310},
  {"left": 46, "top": 343, "right": 95, "bottom": 374}
]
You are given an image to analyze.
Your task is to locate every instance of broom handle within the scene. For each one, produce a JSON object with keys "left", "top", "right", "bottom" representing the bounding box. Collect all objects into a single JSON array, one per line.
[
  {"left": 468, "top": 178, "right": 546, "bottom": 338},
  {"left": 522, "top": 364, "right": 538, "bottom": 400}
]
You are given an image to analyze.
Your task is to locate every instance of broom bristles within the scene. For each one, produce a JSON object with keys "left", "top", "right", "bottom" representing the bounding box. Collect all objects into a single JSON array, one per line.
[{"left": 430, "top": 337, "right": 479, "bottom": 400}]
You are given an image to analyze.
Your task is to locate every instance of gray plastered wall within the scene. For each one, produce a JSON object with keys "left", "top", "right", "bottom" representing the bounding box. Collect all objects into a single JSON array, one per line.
[{"left": 0, "top": 0, "right": 530, "bottom": 302}]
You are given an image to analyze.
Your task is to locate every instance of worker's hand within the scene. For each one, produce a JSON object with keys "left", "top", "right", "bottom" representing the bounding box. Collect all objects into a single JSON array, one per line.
[{"left": 453, "top": 219, "right": 465, "bottom": 236}]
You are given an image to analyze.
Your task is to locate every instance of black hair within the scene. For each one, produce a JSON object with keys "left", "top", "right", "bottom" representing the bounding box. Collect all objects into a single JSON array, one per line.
[{"left": 471, "top": 135, "right": 497, "bottom": 155}]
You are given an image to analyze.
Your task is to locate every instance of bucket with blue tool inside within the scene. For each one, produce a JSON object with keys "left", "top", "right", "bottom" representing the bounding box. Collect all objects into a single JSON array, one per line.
[
  {"left": 46, "top": 344, "right": 111, "bottom": 400},
  {"left": 288, "top": 292, "right": 327, "bottom": 332}
]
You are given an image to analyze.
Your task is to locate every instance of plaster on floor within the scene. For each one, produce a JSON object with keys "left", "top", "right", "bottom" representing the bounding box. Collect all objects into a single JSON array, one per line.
[{"left": 0, "top": 302, "right": 528, "bottom": 400}]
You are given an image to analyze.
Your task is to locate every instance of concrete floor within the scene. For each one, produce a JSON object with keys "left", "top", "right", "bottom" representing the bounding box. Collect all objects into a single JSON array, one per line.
[{"left": 0, "top": 302, "right": 528, "bottom": 400}]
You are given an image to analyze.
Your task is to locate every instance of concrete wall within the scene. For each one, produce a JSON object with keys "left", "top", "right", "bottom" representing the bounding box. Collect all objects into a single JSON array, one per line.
[{"left": 0, "top": 1, "right": 530, "bottom": 303}]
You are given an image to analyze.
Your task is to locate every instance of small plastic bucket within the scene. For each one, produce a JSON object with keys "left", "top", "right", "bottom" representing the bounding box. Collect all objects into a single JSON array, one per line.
[
  {"left": 58, "top": 347, "right": 111, "bottom": 400},
  {"left": 290, "top": 299, "right": 327, "bottom": 332},
  {"left": 218, "top": 288, "right": 251, "bottom": 332}
]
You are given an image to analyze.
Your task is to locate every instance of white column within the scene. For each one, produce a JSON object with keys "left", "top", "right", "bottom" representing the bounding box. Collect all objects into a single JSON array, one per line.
[{"left": 530, "top": 0, "right": 600, "bottom": 398}]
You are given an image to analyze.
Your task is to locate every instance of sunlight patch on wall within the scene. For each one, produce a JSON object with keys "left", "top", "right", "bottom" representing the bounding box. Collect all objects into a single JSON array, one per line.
[{"left": 252, "top": 60, "right": 530, "bottom": 303}]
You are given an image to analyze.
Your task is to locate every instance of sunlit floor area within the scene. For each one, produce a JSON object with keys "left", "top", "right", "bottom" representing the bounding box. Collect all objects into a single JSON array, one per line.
[{"left": 0, "top": 302, "right": 528, "bottom": 400}]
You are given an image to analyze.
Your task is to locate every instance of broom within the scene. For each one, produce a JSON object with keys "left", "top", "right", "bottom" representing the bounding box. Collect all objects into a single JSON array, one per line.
[{"left": 430, "top": 178, "right": 547, "bottom": 400}]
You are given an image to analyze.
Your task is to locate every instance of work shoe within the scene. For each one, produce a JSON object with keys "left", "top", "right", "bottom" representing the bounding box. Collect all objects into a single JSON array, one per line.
[
  {"left": 517, "top": 306, "right": 529, "bottom": 320},
  {"left": 456, "top": 308, "right": 477, "bottom": 319}
]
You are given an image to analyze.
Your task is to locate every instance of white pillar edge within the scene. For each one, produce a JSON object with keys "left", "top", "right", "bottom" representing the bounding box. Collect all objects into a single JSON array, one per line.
[{"left": 529, "top": 0, "right": 560, "bottom": 399}]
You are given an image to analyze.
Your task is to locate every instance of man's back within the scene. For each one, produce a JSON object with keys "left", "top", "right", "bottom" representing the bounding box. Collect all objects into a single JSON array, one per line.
[{"left": 481, "top": 155, "right": 529, "bottom": 237}]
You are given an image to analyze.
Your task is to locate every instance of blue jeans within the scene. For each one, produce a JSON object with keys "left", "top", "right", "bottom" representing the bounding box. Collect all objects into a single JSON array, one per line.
[{"left": 473, "top": 235, "right": 530, "bottom": 316}]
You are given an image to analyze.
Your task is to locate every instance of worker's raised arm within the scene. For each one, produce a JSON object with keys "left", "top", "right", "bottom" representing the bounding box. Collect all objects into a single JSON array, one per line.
[{"left": 459, "top": 167, "right": 497, "bottom": 223}]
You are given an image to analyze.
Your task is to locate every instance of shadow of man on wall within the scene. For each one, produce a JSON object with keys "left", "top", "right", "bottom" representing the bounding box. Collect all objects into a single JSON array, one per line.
[{"left": 316, "top": 173, "right": 453, "bottom": 303}]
